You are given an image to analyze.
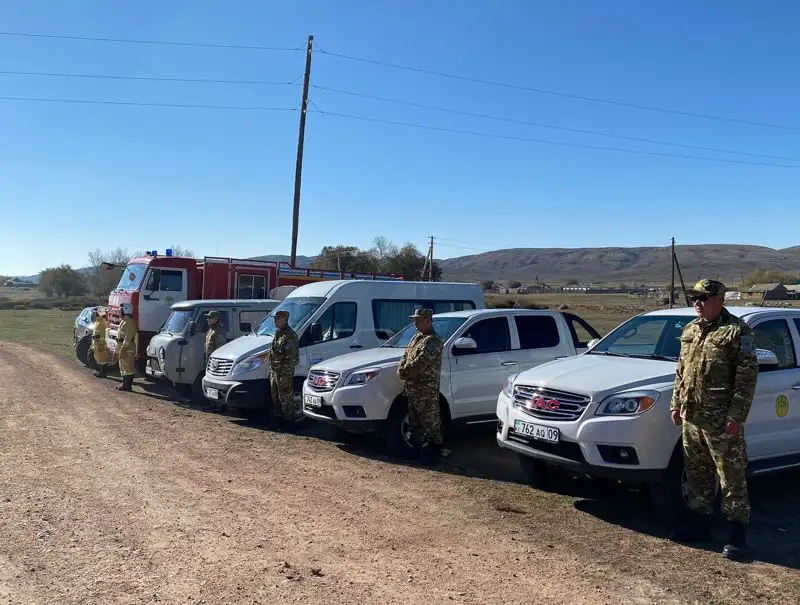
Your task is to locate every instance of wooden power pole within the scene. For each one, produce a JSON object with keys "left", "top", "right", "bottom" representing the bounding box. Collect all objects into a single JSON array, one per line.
[
  {"left": 420, "top": 236, "right": 434, "bottom": 281},
  {"left": 290, "top": 35, "right": 314, "bottom": 267},
  {"left": 670, "top": 237, "right": 675, "bottom": 308}
]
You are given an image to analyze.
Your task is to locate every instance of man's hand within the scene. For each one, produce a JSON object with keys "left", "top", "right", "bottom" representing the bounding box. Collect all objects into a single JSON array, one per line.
[
  {"left": 725, "top": 420, "right": 742, "bottom": 436},
  {"left": 670, "top": 409, "right": 682, "bottom": 426}
]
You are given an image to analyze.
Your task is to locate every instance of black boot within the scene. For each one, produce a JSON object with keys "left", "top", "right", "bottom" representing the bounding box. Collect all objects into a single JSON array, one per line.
[
  {"left": 117, "top": 375, "right": 133, "bottom": 392},
  {"left": 94, "top": 364, "right": 107, "bottom": 378},
  {"left": 669, "top": 510, "right": 712, "bottom": 543},
  {"left": 722, "top": 522, "right": 749, "bottom": 560},
  {"left": 418, "top": 444, "right": 442, "bottom": 466}
]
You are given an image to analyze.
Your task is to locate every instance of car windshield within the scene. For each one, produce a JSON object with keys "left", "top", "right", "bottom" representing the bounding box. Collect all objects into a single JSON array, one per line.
[
  {"left": 382, "top": 317, "right": 468, "bottom": 348},
  {"left": 115, "top": 263, "right": 147, "bottom": 292},
  {"left": 588, "top": 315, "right": 695, "bottom": 360},
  {"left": 256, "top": 297, "right": 326, "bottom": 337},
  {"left": 162, "top": 310, "right": 194, "bottom": 334}
]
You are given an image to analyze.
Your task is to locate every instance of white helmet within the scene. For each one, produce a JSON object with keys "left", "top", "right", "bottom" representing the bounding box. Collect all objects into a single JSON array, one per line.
[{"left": 120, "top": 303, "right": 134, "bottom": 316}]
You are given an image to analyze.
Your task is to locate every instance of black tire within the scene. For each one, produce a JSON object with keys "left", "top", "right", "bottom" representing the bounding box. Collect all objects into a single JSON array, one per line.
[
  {"left": 75, "top": 335, "right": 91, "bottom": 367},
  {"left": 649, "top": 444, "right": 721, "bottom": 521},
  {"left": 385, "top": 398, "right": 416, "bottom": 458},
  {"left": 518, "top": 455, "right": 561, "bottom": 490}
]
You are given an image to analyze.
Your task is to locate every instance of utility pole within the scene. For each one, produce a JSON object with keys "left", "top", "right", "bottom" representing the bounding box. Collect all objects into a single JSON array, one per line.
[
  {"left": 290, "top": 34, "right": 314, "bottom": 267},
  {"left": 670, "top": 237, "right": 675, "bottom": 308},
  {"left": 420, "top": 236, "right": 434, "bottom": 281}
]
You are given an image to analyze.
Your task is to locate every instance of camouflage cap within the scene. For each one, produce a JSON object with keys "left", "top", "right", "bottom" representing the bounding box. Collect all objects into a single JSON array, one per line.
[
  {"left": 687, "top": 278, "right": 727, "bottom": 298},
  {"left": 207, "top": 310, "right": 220, "bottom": 320},
  {"left": 410, "top": 308, "right": 433, "bottom": 319},
  {"left": 274, "top": 310, "right": 289, "bottom": 319}
]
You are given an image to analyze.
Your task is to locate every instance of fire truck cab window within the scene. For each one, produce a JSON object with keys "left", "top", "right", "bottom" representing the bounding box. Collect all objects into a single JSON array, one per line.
[
  {"left": 144, "top": 269, "right": 183, "bottom": 292},
  {"left": 238, "top": 275, "right": 267, "bottom": 299}
]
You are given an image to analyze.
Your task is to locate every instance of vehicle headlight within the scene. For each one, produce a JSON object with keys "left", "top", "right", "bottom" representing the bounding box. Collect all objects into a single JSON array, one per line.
[
  {"left": 344, "top": 367, "right": 382, "bottom": 386},
  {"left": 502, "top": 373, "right": 519, "bottom": 399},
  {"left": 158, "top": 346, "right": 166, "bottom": 361},
  {"left": 232, "top": 351, "right": 270, "bottom": 376},
  {"left": 595, "top": 390, "right": 660, "bottom": 416}
]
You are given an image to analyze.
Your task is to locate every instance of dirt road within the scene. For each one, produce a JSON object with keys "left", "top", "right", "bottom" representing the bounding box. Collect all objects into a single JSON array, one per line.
[{"left": 1, "top": 342, "right": 797, "bottom": 604}]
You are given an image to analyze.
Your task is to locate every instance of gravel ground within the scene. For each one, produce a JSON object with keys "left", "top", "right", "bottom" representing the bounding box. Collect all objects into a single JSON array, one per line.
[{"left": 0, "top": 341, "right": 798, "bottom": 604}]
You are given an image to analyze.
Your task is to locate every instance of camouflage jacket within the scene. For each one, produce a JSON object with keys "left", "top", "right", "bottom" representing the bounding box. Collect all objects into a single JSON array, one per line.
[
  {"left": 270, "top": 325, "right": 299, "bottom": 375},
  {"left": 397, "top": 330, "right": 443, "bottom": 392},
  {"left": 205, "top": 325, "right": 227, "bottom": 358},
  {"left": 670, "top": 307, "right": 758, "bottom": 430}
]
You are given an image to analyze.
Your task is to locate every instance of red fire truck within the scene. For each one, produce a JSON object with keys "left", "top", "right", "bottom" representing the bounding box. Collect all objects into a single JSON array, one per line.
[{"left": 90, "top": 249, "right": 403, "bottom": 371}]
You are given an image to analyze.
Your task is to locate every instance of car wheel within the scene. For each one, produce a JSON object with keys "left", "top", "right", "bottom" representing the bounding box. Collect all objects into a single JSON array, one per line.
[
  {"left": 291, "top": 378, "right": 308, "bottom": 425},
  {"left": 75, "top": 335, "right": 91, "bottom": 366},
  {"left": 649, "top": 447, "right": 721, "bottom": 520},
  {"left": 518, "top": 455, "right": 560, "bottom": 490},
  {"left": 386, "top": 399, "right": 421, "bottom": 458}
]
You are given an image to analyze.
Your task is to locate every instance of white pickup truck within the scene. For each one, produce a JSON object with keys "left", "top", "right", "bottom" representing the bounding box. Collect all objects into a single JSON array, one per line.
[
  {"left": 302, "top": 308, "right": 601, "bottom": 456},
  {"left": 496, "top": 306, "right": 800, "bottom": 518}
]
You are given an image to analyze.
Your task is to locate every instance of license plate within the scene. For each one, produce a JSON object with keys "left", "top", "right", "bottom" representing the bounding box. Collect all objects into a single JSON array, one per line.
[
  {"left": 303, "top": 394, "right": 322, "bottom": 408},
  {"left": 145, "top": 365, "right": 154, "bottom": 375},
  {"left": 205, "top": 387, "right": 219, "bottom": 400},
  {"left": 514, "top": 420, "right": 559, "bottom": 443}
]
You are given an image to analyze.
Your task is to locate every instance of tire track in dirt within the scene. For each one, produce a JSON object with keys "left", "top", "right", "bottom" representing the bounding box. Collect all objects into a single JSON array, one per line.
[{"left": 0, "top": 342, "right": 705, "bottom": 604}]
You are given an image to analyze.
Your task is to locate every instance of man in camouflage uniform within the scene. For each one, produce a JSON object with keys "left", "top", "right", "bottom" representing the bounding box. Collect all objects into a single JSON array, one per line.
[
  {"left": 269, "top": 310, "right": 300, "bottom": 432},
  {"left": 204, "top": 310, "right": 227, "bottom": 361},
  {"left": 669, "top": 279, "right": 758, "bottom": 560},
  {"left": 204, "top": 310, "right": 228, "bottom": 411},
  {"left": 397, "top": 308, "right": 446, "bottom": 465}
]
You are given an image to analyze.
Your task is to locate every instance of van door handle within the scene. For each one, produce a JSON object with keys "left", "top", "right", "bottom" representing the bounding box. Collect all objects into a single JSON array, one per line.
[
  {"left": 500, "top": 361, "right": 518, "bottom": 366},
  {"left": 350, "top": 344, "right": 363, "bottom": 349}
]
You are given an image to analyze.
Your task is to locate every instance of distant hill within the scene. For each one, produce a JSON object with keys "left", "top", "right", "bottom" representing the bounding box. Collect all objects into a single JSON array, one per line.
[
  {"left": 249, "top": 254, "right": 316, "bottom": 267},
  {"left": 437, "top": 244, "right": 800, "bottom": 284},
  {"left": 12, "top": 245, "right": 800, "bottom": 287}
]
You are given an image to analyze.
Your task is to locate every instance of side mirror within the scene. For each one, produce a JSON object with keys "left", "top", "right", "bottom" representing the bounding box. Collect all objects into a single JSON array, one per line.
[
  {"left": 308, "top": 322, "right": 323, "bottom": 344},
  {"left": 756, "top": 348, "right": 779, "bottom": 371},
  {"left": 587, "top": 338, "right": 600, "bottom": 349},
  {"left": 452, "top": 337, "right": 478, "bottom": 355}
]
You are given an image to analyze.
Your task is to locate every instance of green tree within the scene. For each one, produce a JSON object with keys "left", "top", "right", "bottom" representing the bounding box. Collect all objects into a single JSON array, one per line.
[{"left": 39, "top": 265, "right": 86, "bottom": 298}]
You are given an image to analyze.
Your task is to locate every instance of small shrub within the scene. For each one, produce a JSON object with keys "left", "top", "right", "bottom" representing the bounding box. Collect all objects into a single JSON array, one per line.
[{"left": 559, "top": 304, "right": 569, "bottom": 310}]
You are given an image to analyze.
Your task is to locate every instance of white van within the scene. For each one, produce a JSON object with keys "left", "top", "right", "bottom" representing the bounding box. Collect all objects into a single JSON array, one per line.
[{"left": 200, "top": 279, "right": 485, "bottom": 419}]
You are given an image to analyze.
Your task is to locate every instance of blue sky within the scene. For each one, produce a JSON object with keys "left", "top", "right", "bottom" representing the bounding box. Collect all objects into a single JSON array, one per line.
[{"left": 2, "top": 1, "right": 799, "bottom": 276}]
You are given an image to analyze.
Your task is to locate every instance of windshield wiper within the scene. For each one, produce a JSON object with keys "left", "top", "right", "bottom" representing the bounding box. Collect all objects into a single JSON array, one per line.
[
  {"left": 628, "top": 353, "right": 678, "bottom": 362},
  {"left": 588, "top": 351, "right": 633, "bottom": 357}
]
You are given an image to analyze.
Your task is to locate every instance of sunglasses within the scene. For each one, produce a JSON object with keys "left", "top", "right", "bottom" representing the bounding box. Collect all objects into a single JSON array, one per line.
[{"left": 690, "top": 294, "right": 710, "bottom": 303}]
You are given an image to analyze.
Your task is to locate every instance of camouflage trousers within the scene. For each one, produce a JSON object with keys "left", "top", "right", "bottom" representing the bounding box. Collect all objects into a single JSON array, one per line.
[
  {"left": 683, "top": 420, "right": 750, "bottom": 524},
  {"left": 269, "top": 371, "right": 295, "bottom": 421},
  {"left": 406, "top": 386, "right": 443, "bottom": 446}
]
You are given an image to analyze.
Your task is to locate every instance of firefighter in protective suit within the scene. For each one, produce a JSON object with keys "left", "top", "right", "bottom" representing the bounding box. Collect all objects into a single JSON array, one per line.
[
  {"left": 91, "top": 308, "right": 110, "bottom": 378},
  {"left": 116, "top": 303, "right": 138, "bottom": 392}
]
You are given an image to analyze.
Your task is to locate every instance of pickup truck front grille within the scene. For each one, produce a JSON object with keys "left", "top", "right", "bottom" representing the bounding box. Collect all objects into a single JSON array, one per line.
[
  {"left": 306, "top": 370, "right": 340, "bottom": 392},
  {"left": 513, "top": 385, "right": 590, "bottom": 422},
  {"left": 206, "top": 357, "right": 234, "bottom": 377}
]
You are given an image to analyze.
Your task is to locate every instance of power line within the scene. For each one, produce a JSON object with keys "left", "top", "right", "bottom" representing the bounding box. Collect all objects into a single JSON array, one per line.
[
  {"left": 0, "top": 69, "right": 302, "bottom": 87},
  {"left": 311, "top": 83, "right": 800, "bottom": 163},
  {"left": 0, "top": 95, "right": 298, "bottom": 112},
  {"left": 308, "top": 108, "right": 800, "bottom": 169},
  {"left": 316, "top": 47, "right": 800, "bottom": 132},
  {"left": 0, "top": 30, "right": 303, "bottom": 51}
]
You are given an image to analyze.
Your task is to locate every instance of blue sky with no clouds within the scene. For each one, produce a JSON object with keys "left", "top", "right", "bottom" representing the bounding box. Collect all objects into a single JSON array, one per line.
[{"left": 2, "top": 0, "right": 799, "bottom": 275}]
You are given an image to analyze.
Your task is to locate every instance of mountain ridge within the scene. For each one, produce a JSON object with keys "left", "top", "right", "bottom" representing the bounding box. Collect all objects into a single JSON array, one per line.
[{"left": 8, "top": 244, "right": 799, "bottom": 286}]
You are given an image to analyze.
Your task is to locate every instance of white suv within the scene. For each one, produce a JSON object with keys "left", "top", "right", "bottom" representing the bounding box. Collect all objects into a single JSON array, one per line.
[
  {"left": 496, "top": 306, "right": 800, "bottom": 517},
  {"left": 302, "top": 309, "right": 600, "bottom": 455}
]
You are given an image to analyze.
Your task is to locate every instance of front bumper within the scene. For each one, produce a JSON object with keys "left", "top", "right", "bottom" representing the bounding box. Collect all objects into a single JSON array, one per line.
[
  {"left": 495, "top": 391, "right": 675, "bottom": 485},
  {"left": 201, "top": 375, "right": 270, "bottom": 410},
  {"left": 301, "top": 382, "right": 390, "bottom": 432}
]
